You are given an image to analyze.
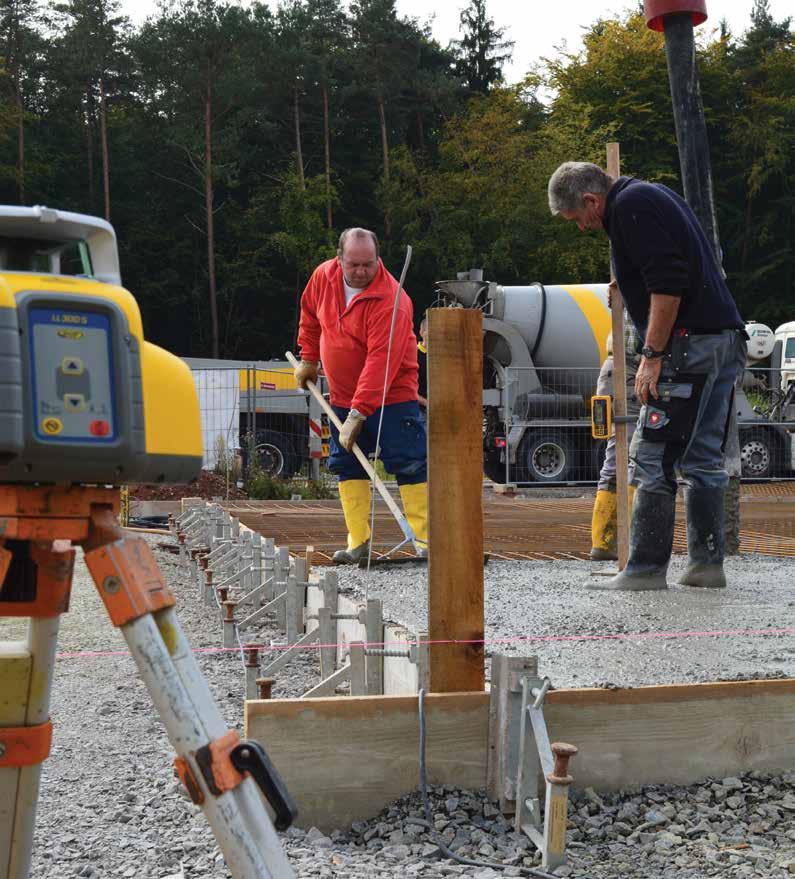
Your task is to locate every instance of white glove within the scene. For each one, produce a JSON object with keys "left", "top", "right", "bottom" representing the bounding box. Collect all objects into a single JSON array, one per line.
[
  {"left": 294, "top": 360, "right": 319, "bottom": 389},
  {"left": 338, "top": 410, "right": 366, "bottom": 452}
]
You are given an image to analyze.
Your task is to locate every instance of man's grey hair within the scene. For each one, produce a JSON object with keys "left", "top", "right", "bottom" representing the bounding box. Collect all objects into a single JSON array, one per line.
[
  {"left": 337, "top": 227, "right": 380, "bottom": 258},
  {"left": 548, "top": 162, "right": 613, "bottom": 215}
]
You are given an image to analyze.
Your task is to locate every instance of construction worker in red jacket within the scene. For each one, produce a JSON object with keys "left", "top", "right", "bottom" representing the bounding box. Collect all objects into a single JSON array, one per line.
[{"left": 294, "top": 227, "right": 428, "bottom": 564}]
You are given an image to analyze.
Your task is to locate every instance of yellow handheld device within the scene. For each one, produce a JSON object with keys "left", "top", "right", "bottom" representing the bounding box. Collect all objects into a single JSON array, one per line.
[{"left": 591, "top": 395, "right": 612, "bottom": 440}]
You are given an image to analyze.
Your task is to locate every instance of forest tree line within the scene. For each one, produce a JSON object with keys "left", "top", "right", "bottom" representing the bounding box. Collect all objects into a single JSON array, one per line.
[{"left": 0, "top": 0, "right": 792, "bottom": 358}]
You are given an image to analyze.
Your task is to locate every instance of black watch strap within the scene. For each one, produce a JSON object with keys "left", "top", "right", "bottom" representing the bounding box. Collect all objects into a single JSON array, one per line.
[{"left": 641, "top": 346, "right": 666, "bottom": 359}]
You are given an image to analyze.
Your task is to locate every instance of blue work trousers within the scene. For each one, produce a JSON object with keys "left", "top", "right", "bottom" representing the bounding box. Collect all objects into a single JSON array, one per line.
[
  {"left": 329, "top": 400, "right": 427, "bottom": 485},
  {"left": 629, "top": 331, "right": 747, "bottom": 494}
]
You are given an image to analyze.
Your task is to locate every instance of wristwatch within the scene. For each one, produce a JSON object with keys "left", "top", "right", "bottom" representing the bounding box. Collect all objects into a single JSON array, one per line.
[
  {"left": 641, "top": 346, "right": 666, "bottom": 360},
  {"left": 348, "top": 408, "right": 365, "bottom": 420}
]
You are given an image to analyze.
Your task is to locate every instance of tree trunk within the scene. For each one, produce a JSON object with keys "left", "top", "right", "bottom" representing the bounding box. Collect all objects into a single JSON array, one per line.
[
  {"left": 322, "top": 83, "right": 332, "bottom": 229},
  {"left": 99, "top": 77, "right": 111, "bottom": 221},
  {"left": 15, "top": 78, "right": 24, "bottom": 205},
  {"left": 377, "top": 94, "right": 390, "bottom": 182},
  {"left": 205, "top": 77, "right": 220, "bottom": 359},
  {"left": 377, "top": 94, "right": 391, "bottom": 237},
  {"left": 740, "top": 192, "right": 753, "bottom": 295},
  {"left": 85, "top": 86, "right": 95, "bottom": 211},
  {"left": 294, "top": 84, "right": 305, "bottom": 190},
  {"left": 9, "top": 8, "right": 24, "bottom": 204}
]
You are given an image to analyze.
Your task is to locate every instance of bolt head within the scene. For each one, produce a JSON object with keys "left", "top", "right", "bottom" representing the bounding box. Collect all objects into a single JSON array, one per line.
[{"left": 103, "top": 576, "right": 121, "bottom": 594}]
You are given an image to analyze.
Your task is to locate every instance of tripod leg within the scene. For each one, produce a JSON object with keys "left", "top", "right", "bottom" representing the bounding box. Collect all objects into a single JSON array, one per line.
[
  {"left": 1, "top": 543, "right": 71, "bottom": 879},
  {"left": 83, "top": 510, "right": 295, "bottom": 879},
  {"left": 5, "top": 618, "right": 59, "bottom": 879}
]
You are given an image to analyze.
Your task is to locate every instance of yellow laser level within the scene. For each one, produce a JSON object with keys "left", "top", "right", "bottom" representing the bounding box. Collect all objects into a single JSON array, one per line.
[
  {"left": 0, "top": 206, "right": 202, "bottom": 485},
  {"left": 591, "top": 395, "right": 612, "bottom": 440}
]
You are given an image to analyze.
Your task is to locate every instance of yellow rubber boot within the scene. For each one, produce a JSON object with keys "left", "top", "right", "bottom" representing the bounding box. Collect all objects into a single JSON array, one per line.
[
  {"left": 591, "top": 486, "right": 636, "bottom": 560},
  {"left": 333, "top": 479, "right": 371, "bottom": 564},
  {"left": 399, "top": 482, "right": 428, "bottom": 556},
  {"left": 590, "top": 489, "right": 618, "bottom": 560}
]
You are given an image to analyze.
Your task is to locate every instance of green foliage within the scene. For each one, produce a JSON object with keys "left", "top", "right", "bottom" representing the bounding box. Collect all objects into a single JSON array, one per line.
[
  {"left": 244, "top": 464, "right": 335, "bottom": 500},
  {"left": 0, "top": 1, "right": 792, "bottom": 349}
]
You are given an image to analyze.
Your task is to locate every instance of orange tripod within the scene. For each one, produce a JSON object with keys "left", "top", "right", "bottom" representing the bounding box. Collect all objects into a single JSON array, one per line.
[{"left": 0, "top": 486, "right": 296, "bottom": 879}]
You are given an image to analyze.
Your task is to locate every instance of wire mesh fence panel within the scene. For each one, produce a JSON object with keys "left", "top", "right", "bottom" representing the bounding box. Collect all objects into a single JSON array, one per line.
[
  {"left": 481, "top": 365, "right": 795, "bottom": 485},
  {"left": 189, "top": 366, "right": 241, "bottom": 477},
  {"left": 738, "top": 368, "right": 795, "bottom": 480},
  {"left": 238, "top": 366, "right": 327, "bottom": 482},
  {"left": 186, "top": 362, "right": 332, "bottom": 490},
  {"left": 482, "top": 366, "right": 603, "bottom": 486}
]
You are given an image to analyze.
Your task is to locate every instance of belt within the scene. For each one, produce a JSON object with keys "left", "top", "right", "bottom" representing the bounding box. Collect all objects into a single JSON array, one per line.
[{"left": 685, "top": 328, "right": 741, "bottom": 336}]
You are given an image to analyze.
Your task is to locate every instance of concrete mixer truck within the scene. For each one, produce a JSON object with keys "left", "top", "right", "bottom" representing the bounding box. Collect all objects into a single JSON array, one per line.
[
  {"left": 435, "top": 273, "right": 612, "bottom": 484},
  {"left": 435, "top": 273, "right": 795, "bottom": 484}
]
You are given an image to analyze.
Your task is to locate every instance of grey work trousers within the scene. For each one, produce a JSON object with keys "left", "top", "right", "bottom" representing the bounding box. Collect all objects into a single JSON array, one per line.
[{"left": 628, "top": 331, "right": 747, "bottom": 495}]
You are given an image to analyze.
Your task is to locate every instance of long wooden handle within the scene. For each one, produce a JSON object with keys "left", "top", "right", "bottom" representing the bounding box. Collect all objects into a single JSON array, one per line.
[{"left": 284, "top": 351, "right": 415, "bottom": 541}]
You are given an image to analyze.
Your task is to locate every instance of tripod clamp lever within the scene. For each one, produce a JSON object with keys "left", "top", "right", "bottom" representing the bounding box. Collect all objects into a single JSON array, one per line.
[{"left": 230, "top": 740, "right": 298, "bottom": 831}]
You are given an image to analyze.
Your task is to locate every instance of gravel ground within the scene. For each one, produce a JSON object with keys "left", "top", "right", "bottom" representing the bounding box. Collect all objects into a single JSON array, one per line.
[
  {"left": 2, "top": 536, "right": 795, "bottom": 878},
  {"left": 336, "top": 554, "right": 795, "bottom": 688}
]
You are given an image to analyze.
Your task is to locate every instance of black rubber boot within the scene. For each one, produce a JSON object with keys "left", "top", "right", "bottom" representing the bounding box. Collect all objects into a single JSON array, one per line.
[
  {"left": 332, "top": 540, "right": 370, "bottom": 565},
  {"left": 677, "top": 486, "right": 727, "bottom": 588},
  {"left": 588, "top": 489, "right": 675, "bottom": 591}
]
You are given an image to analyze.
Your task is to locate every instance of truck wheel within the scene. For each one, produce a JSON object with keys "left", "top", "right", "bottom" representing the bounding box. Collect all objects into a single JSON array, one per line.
[
  {"left": 516, "top": 432, "right": 575, "bottom": 483},
  {"left": 483, "top": 453, "right": 507, "bottom": 484},
  {"left": 251, "top": 430, "right": 297, "bottom": 478},
  {"left": 740, "top": 429, "right": 776, "bottom": 479}
]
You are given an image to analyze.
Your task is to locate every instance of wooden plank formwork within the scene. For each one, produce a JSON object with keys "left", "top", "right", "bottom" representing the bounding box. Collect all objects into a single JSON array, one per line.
[{"left": 246, "top": 679, "right": 795, "bottom": 831}]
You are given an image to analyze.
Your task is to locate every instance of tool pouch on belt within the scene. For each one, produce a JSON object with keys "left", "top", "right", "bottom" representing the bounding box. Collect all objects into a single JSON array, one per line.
[{"left": 640, "top": 373, "right": 707, "bottom": 444}]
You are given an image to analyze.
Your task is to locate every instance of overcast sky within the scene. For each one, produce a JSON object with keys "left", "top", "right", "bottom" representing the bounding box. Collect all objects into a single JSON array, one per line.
[{"left": 121, "top": 0, "right": 792, "bottom": 84}]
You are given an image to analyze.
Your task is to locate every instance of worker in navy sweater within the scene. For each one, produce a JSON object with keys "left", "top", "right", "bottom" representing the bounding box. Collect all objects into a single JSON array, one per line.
[{"left": 548, "top": 163, "right": 746, "bottom": 591}]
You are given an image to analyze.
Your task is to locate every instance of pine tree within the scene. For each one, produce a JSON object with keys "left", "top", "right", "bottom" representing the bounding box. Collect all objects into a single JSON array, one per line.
[{"left": 451, "top": 0, "right": 513, "bottom": 94}]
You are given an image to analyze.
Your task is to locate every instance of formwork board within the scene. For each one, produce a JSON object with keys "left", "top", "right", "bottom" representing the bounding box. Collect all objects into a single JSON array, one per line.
[
  {"left": 246, "top": 693, "right": 489, "bottom": 831},
  {"left": 246, "top": 679, "right": 795, "bottom": 831}
]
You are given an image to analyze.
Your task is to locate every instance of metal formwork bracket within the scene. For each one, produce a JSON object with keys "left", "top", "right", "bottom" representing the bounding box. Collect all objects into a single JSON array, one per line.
[{"left": 514, "top": 675, "right": 578, "bottom": 871}]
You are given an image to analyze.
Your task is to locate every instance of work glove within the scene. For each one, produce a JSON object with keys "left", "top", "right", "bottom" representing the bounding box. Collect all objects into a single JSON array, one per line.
[
  {"left": 294, "top": 359, "right": 319, "bottom": 389},
  {"left": 338, "top": 410, "right": 367, "bottom": 453}
]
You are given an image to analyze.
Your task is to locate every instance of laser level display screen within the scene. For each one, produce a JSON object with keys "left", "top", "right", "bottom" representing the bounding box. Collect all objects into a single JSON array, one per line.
[{"left": 28, "top": 307, "right": 117, "bottom": 443}]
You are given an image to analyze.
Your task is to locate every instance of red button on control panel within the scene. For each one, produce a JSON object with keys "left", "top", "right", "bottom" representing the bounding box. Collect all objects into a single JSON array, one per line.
[{"left": 90, "top": 420, "right": 111, "bottom": 437}]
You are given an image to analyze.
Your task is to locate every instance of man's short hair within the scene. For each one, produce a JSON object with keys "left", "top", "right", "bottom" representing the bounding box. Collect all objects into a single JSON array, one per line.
[
  {"left": 337, "top": 227, "right": 380, "bottom": 259},
  {"left": 548, "top": 162, "right": 613, "bottom": 215}
]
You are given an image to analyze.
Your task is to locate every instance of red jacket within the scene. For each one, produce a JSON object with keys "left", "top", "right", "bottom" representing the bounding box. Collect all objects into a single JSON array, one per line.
[{"left": 297, "top": 258, "right": 419, "bottom": 416}]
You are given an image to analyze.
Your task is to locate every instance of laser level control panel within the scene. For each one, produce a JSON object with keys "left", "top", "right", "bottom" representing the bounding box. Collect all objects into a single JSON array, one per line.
[{"left": 30, "top": 306, "right": 117, "bottom": 444}]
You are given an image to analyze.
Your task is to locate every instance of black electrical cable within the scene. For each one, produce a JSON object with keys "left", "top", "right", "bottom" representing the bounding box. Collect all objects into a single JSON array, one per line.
[{"left": 412, "top": 688, "right": 558, "bottom": 879}]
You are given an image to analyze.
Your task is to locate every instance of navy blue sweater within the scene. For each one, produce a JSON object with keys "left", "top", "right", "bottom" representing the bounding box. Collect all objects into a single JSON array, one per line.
[{"left": 603, "top": 177, "right": 743, "bottom": 340}]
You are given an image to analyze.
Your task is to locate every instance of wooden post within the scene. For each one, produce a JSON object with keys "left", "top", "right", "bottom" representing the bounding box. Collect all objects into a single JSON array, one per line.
[
  {"left": 607, "top": 142, "right": 630, "bottom": 570},
  {"left": 427, "top": 309, "right": 485, "bottom": 692}
]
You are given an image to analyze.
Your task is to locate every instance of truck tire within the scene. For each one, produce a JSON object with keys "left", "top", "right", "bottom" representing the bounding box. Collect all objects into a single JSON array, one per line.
[
  {"left": 251, "top": 430, "right": 297, "bottom": 478},
  {"left": 483, "top": 453, "right": 507, "bottom": 484},
  {"left": 516, "top": 431, "right": 575, "bottom": 484},
  {"left": 739, "top": 428, "right": 776, "bottom": 479}
]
